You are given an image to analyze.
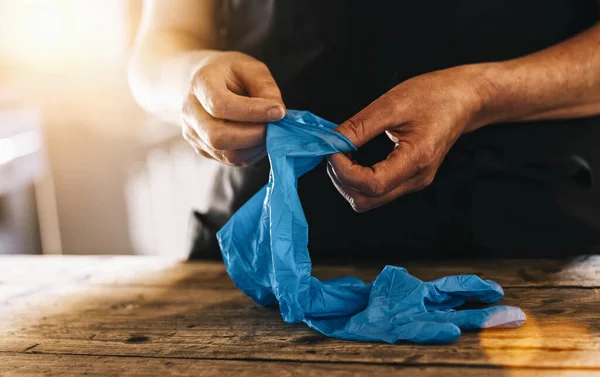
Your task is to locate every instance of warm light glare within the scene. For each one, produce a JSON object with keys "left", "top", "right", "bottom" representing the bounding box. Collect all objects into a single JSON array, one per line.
[
  {"left": 0, "top": 0, "right": 127, "bottom": 68},
  {"left": 479, "top": 311, "right": 595, "bottom": 369},
  {"left": 29, "top": 1, "right": 71, "bottom": 51}
]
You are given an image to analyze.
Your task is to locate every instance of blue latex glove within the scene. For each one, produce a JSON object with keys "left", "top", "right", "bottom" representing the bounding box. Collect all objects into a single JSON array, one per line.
[{"left": 217, "top": 110, "right": 526, "bottom": 344}]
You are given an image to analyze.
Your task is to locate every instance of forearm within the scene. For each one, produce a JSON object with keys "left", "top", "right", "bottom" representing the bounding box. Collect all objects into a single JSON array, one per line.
[
  {"left": 128, "top": 31, "right": 215, "bottom": 125},
  {"left": 471, "top": 22, "right": 600, "bottom": 130}
]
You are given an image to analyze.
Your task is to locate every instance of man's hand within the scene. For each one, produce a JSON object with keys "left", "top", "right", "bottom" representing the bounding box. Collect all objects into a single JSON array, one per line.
[
  {"left": 327, "top": 66, "right": 487, "bottom": 212},
  {"left": 182, "top": 51, "right": 286, "bottom": 166},
  {"left": 329, "top": 22, "right": 600, "bottom": 212}
]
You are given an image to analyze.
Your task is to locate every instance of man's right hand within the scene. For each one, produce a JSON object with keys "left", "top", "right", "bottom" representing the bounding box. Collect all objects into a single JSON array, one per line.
[{"left": 181, "top": 51, "right": 286, "bottom": 166}]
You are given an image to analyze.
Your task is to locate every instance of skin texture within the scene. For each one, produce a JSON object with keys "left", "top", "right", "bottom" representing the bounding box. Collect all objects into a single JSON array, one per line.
[{"left": 129, "top": 0, "right": 600, "bottom": 211}]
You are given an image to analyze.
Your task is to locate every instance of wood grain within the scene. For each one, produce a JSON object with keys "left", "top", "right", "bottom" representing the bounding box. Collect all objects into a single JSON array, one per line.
[
  {"left": 1, "top": 256, "right": 599, "bottom": 376},
  {"left": 1, "top": 283, "right": 599, "bottom": 368},
  {"left": 0, "top": 353, "right": 595, "bottom": 377}
]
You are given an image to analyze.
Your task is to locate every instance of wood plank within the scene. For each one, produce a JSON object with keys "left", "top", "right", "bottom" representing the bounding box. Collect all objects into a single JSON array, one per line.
[
  {"left": 1, "top": 283, "right": 599, "bottom": 368},
  {"left": 0, "top": 256, "right": 110, "bottom": 284},
  {"left": 0, "top": 255, "right": 599, "bottom": 288},
  {"left": 0, "top": 256, "right": 227, "bottom": 287},
  {"left": 2, "top": 353, "right": 596, "bottom": 377}
]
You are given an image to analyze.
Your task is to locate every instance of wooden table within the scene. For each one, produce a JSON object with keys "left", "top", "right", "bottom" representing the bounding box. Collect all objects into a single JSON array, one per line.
[{"left": 1, "top": 256, "right": 599, "bottom": 376}]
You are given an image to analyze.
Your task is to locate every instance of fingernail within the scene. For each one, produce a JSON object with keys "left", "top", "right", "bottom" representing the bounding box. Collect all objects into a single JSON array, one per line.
[{"left": 268, "top": 107, "right": 285, "bottom": 121}]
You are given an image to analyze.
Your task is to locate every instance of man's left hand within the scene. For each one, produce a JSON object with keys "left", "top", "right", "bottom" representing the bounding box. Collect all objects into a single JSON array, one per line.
[{"left": 328, "top": 65, "right": 491, "bottom": 212}]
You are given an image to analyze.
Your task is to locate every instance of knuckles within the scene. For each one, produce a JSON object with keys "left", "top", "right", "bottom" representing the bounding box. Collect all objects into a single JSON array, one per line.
[
  {"left": 415, "top": 142, "right": 437, "bottom": 170},
  {"left": 364, "top": 177, "right": 389, "bottom": 198},
  {"left": 349, "top": 196, "right": 374, "bottom": 213},
  {"left": 422, "top": 174, "right": 435, "bottom": 188},
  {"left": 220, "top": 150, "right": 246, "bottom": 166},
  {"left": 251, "top": 60, "right": 269, "bottom": 73},
  {"left": 350, "top": 201, "right": 369, "bottom": 213},
  {"left": 230, "top": 57, "right": 269, "bottom": 78},
  {"left": 203, "top": 94, "right": 229, "bottom": 119},
  {"left": 181, "top": 128, "right": 192, "bottom": 143},
  {"left": 191, "top": 67, "right": 229, "bottom": 119},
  {"left": 347, "top": 195, "right": 365, "bottom": 213},
  {"left": 253, "top": 79, "right": 279, "bottom": 97},
  {"left": 340, "top": 117, "right": 367, "bottom": 146},
  {"left": 203, "top": 126, "right": 228, "bottom": 150},
  {"left": 180, "top": 95, "right": 195, "bottom": 121}
]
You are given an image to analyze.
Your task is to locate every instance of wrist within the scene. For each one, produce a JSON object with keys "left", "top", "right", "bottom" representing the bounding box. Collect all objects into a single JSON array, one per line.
[{"left": 462, "top": 62, "right": 510, "bottom": 132}]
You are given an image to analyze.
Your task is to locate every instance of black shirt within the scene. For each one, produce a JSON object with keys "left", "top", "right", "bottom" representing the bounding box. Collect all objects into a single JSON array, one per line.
[{"left": 212, "top": 0, "right": 600, "bottom": 258}]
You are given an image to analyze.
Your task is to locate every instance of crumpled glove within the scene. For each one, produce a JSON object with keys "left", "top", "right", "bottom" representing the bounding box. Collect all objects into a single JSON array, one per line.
[{"left": 217, "top": 110, "right": 526, "bottom": 344}]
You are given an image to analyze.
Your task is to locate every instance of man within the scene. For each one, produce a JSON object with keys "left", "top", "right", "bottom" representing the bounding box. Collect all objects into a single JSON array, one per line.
[{"left": 129, "top": 0, "right": 600, "bottom": 259}]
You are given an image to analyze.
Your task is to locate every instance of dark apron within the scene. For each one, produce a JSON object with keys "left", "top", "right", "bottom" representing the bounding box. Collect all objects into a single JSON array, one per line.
[{"left": 190, "top": 0, "right": 600, "bottom": 260}]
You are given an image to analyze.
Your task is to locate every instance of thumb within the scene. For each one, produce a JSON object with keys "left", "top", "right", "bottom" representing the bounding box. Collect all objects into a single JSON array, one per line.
[{"left": 334, "top": 100, "right": 392, "bottom": 148}]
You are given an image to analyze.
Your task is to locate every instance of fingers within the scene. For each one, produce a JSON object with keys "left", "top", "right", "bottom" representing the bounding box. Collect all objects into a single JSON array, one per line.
[
  {"left": 183, "top": 95, "right": 267, "bottom": 150},
  {"left": 334, "top": 95, "right": 399, "bottom": 148},
  {"left": 182, "top": 54, "right": 285, "bottom": 166},
  {"left": 428, "top": 275, "right": 505, "bottom": 305},
  {"left": 417, "top": 306, "right": 527, "bottom": 330},
  {"left": 327, "top": 135, "right": 438, "bottom": 211},
  {"left": 327, "top": 163, "right": 426, "bottom": 212},
  {"left": 183, "top": 120, "right": 267, "bottom": 167},
  {"left": 192, "top": 64, "right": 285, "bottom": 123},
  {"left": 328, "top": 143, "right": 425, "bottom": 198},
  {"left": 389, "top": 321, "right": 462, "bottom": 344},
  {"left": 327, "top": 145, "right": 433, "bottom": 212}
]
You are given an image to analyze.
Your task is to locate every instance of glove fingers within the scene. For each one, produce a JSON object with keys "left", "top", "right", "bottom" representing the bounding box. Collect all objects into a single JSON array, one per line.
[
  {"left": 428, "top": 275, "right": 504, "bottom": 306},
  {"left": 390, "top": 321, "right": 462, "bottom": 344},
  {"left": 419, "top": 306, "right": 527, "bottom": 330}
]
